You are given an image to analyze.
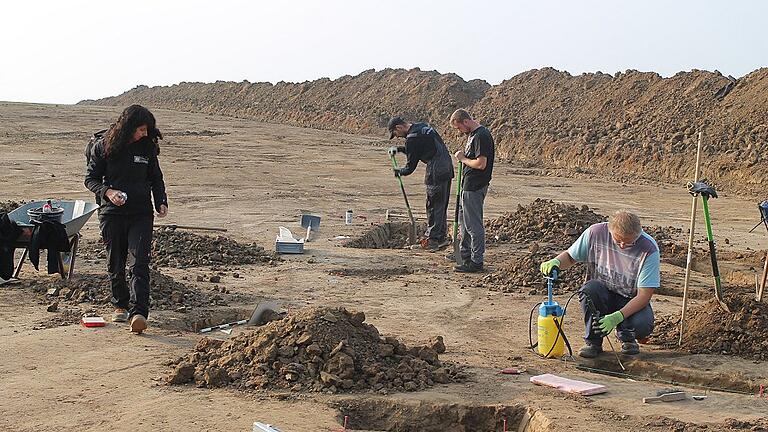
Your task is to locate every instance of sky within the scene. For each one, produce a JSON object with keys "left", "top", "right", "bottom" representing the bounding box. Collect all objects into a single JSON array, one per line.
[{"left": 1, "top": 0, "right": 766, "bottom": 104}]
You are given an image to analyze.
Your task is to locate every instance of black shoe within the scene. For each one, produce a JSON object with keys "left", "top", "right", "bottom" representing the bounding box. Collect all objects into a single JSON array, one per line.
[
  {"left": 454, "top": 261, "right": 483, "bottom": 273},
  {"left": 621, "top": 340, "right": 640, "bottom": 355},
  {"left": 578, "top": 343, "right": 603, "bottom": 358},
  {"left": 426, "top": 240, "right": 442, "bottom": 252}
]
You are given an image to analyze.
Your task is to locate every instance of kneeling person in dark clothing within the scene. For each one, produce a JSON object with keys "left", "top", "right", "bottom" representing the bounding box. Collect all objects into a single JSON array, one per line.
[
  {"left": 387, "top": 116, "right": 454, "bottom": 251},
  {"left": 540, "top": 211, "right": 660, "bottom": 357},
  {"left": 85, "top": 105, "right": 168, "bottom": 334}
]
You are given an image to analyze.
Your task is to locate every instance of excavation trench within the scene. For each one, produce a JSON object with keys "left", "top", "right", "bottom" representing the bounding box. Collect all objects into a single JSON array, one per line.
[
  {"left": 344, "top": 222, "right": 427, "bottom": 249},
  {"left": 333, "top": 399, "right": 552, "bottom": 432},
  {"left": 579, "top": 355, "right": 760, "bottom": 394}
]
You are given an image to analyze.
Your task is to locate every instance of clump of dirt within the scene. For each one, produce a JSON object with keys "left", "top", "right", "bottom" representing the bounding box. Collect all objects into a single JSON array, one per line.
[
  {"left": 486, "top": 199, "right": 605, "bottom": 248},
  {"left": 0, "top": 200, "right": 24, "bottom": 214},
  {"left": 166, "top": 307, "right": 462, "bottom": 393},
  {"left": 26, "top": 269, "right": 226, "bottom": 310},
  {"left": 152, "top": 227, "right": 277, "bottom": 268},
  {"left": 480, "top": 245, "right": 585, "bottom": 294},
  {"left": 344, "top": 222, "right": 427, "bottom": 249},
  {"left": 649, "top": 294, "right": 768, "bottom": 360}
]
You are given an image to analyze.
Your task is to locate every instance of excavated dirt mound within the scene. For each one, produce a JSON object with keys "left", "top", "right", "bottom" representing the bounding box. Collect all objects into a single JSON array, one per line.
[
  {"left": 344, "top": 222, "right": 428, "bottom": 249},
  {"left": 25, "top": 269, "right": 226, "bottom": 310},
  {"left": 152, "top": 228, "right": 277, "bottom": 268},
  {"left": 166, "top": 307, "right": 462, "bottom": 393},
  {"left": 82, "top": 67, "right": 768, "bottom": 195},
  {"left": 480, "top": 245, "right": 586, "bottom": 294},
  {"left": 649, "top": 294, "right": 768, "bottom": 360},
  {"left": 486, "top": 199, "right": 606, "bottom": 248},
  {"left": 81, "top": 68, "right": 489, "bottom": 136}
]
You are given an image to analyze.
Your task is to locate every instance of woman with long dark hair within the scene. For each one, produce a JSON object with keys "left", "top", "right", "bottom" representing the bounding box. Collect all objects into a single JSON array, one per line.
[{"left": 85, "top": 105, "right": 168, "bottom": 334}]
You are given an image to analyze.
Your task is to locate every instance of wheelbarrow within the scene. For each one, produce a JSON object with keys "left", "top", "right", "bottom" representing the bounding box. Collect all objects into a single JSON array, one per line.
[{"left": 6, "top": 200, "right": 99, "bottom": 281}]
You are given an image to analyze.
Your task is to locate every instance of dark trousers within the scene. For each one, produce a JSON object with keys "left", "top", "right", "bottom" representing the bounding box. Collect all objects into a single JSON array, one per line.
[
  {"left": 459, "top": 185, "right": 488, "bottom": 264},
  {"left": 425, "top": 180, "right": 451, "bottom": 243},
  {"left": 99, "top": 213, "right": 153, "bottom": 319},
  {"left": 579, "top": 280, "right": 654, "bottom": 345}
]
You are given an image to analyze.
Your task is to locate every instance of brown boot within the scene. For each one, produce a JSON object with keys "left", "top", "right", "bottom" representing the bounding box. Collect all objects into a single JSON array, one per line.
[{"left": 130, "top": 314, "right": 147, "bottom": 334}]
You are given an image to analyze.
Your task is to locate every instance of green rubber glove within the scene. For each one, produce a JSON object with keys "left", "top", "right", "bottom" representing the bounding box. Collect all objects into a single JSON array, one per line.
[
  {"left": 539, "top": 258, "right": 561, "bottom": 276},
  {"left": 598, "top": 311, "right": 625, "bottom": 335}
]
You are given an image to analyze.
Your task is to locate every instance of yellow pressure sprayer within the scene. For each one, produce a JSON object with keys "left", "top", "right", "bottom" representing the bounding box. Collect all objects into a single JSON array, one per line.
[{"left": 530, "top": 267, "right": 575, "bottom": 358}]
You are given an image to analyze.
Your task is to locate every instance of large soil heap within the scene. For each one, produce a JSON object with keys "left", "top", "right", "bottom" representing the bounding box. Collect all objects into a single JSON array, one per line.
[
  {"left": 81, "top": 67, "right": 768, "bottom": 195},
  {"left": 167, "top": 307, "right": 460, "bottom": 393},
  {"left": 485, "top": 199, "right": 606, "bottom": 248},
  {"left": 152, "top": 227, "right": 276, "bottom": 268}
]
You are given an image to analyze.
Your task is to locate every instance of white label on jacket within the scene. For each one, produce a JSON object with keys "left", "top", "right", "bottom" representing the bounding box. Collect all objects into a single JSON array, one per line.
[{"left": 134, "top": 156, "right": 149, "bottom": 164}]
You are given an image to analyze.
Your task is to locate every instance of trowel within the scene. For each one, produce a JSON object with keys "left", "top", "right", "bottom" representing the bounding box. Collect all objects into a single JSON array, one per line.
[{"left": 199, "top": 301, "right": 282, "bottom": 333}]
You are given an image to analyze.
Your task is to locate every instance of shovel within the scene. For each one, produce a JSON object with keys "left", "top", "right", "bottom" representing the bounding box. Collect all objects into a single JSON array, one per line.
[
  {"left": 688, "top": 181, "right": 730, "bottom": 313},
  {"left": 453, "top": 161, "right": 463, "bottom": 265},
  {"left": 389, "top": 153, "right": 416, "bottom": 245}
]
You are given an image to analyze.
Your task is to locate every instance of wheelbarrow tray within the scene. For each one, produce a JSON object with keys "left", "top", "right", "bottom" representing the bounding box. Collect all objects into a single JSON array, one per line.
[
  {"left": 4, "top": 200, "right": 98, "bottom": 282},
  {"left": 8, "top": 200, "right": 99, "bottom": 238}
]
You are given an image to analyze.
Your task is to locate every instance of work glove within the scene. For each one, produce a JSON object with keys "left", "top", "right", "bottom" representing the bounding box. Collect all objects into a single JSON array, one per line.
[
  {"left": 393, "top": 168, "right": 403, "bottom": 177},
  {"left": 598, "top": 311, "right": 624, "bottom": 335},
  {"left": 539, "top": 258, "right": 560, "bottom": 276},
  {"left": 387, "top": 146, "right": 398, "bottom": 156}
]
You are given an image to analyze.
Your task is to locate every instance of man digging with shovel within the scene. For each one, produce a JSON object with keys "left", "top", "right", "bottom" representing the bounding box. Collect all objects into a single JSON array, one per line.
[
  {"left": 387, "top": 116, "right": 454, "bottom": 251},
  {"left": 540, "top": 211, "right": 660, "bottom": 357}
]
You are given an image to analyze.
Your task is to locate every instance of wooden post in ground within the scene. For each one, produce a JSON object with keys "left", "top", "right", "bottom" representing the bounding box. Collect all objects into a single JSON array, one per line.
[{"left": 679, "top": 131, "right": 703, "bottom": 347}]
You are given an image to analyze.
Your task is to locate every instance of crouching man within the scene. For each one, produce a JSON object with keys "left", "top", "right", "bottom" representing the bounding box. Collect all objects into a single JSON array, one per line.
[{"left": 539, "top": 210, "right": 660, "bottom": 357}]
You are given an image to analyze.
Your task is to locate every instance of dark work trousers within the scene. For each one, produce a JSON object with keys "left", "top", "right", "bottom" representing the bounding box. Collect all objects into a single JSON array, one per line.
[
  {"left": 579, "top": 280, "right": 654, "bottom": 345},
  {"left": 425, "top": 180, "right": 451, "bottom": 243},
  {"left": 100, "top": 213, "right": 153, "bottom": 319},
  {"left": 459, "top": 185, "right": 488, "bottom": 264}
]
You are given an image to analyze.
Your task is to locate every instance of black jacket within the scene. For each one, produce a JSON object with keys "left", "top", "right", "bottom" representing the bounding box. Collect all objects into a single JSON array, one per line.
[
  {"left": 397, "top": 123, "right": 454, "bottom": 186},
  {"left": 85, "top": 137, "right": 167, "bottom": 216}
]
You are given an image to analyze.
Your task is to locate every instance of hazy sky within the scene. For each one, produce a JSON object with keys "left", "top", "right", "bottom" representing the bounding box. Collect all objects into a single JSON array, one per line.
[{"left": 1, "top": 0, "right": 765, "bottom": 104}]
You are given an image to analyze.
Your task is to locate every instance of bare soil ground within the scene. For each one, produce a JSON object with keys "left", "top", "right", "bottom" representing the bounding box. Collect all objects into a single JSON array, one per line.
[{"left": 1, "top": 102, "right": 767, "bottom": 432}]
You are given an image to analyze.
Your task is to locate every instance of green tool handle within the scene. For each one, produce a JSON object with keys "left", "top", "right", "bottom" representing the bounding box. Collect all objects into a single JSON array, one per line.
[
  {"left": 453, "top": 161, "right": 463, "bottom": 265},
  {"left": 701, "top": 197, "right": 721, "bottom": 285},
  {"left": 389, "top": 154, "right": 416, "bottom": 230}
]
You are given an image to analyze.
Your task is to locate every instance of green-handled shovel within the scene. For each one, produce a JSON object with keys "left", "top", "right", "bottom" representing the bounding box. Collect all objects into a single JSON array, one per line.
[{"left": 389, "top": 153, "right": 417, "bottom": 246}]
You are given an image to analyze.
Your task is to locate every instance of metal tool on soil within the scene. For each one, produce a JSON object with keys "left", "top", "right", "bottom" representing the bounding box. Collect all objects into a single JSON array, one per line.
[
  {"left": 389, "top": 153, "right": 416, "bottom": 245},
  {"left": 687, "top": 181, "right": 730, "bottom": 313},
  {"left": 580, "top": 291, "right": 626, "bottom": 371},
  {"left": 300, "top": 213, "right": 321, "bottom": 242},
  {"left": 199, "top": 302, "right": 281, "bottom": 333},
  {"left": 153, "top": 224, "right": 228, "bottom": 232}
]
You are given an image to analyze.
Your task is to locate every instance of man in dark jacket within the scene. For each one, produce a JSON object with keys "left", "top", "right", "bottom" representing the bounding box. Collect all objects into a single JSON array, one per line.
[{"left": 387, "top": 116, "right": 454, "bottom": 251}]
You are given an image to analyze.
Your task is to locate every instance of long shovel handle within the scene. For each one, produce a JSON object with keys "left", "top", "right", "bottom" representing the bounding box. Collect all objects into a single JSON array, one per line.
[
  {"left": 453, "top": 162, "right": 463, "bottom": 265},
  {"left": 390, "top": 154, "right": 416, "bottom": 245},
  {"left": 701, "top": 197, "right": 730, "bottom": 312}
]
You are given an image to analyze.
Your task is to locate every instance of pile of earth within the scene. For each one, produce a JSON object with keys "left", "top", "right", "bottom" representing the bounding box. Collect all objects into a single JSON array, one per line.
[
  {"left": 152, "top": 227, "right": 277, "bottom": 268},
  {"left": 0, "top": 200, "right": 24, "bottom": 214},
  {"left": 81, "top": 68, "right": 489, "bottom": 137},
  {"left": 166, "top": 306, "right": 462, "bottom": 393},
  {"left": 83, "top": 67, "right": 768, "bottom": 195},
  {"left": 486, "top": 199, "right": 606, "bottom": 248},
  {"left": 27, "top": 269, "right": 226, "bottom": 310},
  {"left": 480, "top": 244, "right": 586, "bottom": 294},
  {"left": 648, "top": 294, "right": 768, "bottom": 360},
  {"left": 344, "top": 222, "right": 428, "bottom": 249}
]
